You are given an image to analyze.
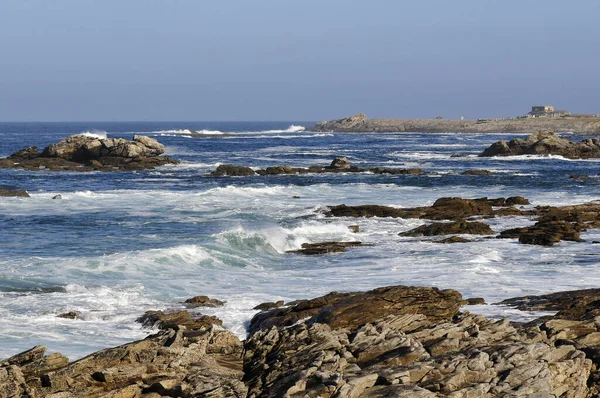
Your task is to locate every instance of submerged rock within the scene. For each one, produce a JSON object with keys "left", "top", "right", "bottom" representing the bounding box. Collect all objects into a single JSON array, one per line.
[
  {"left": 480, "top": 130, "right": 600, "bottom": 159},
  {"left": 0, "top": 134, "right": 178, "bottom": 172},
  {"left": 461, "top": 169, "right": 492, "bottom": 175}
]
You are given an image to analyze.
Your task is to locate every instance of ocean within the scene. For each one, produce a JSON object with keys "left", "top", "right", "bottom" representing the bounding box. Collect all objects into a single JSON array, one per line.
[{"left": 1, "top": 122, "right": 600, "bottom": 360}]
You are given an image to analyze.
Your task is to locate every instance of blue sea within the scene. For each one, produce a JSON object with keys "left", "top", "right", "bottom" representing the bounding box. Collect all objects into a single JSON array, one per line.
[{"left": 1, "top": 122, "right": 600, "bottom": 360}]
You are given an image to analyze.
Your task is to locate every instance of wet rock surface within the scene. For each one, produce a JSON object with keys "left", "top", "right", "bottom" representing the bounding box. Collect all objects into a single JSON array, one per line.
[
  {"left": 480, "top": 130, "right": 600, "bottom": 159},
  {"left": 8, "top": 285, "right": 600, "bottom": 397},
  {"left": 184, "top": 295, "right": 225, "bottom": 308},
  {"left": 400, "top": 220, "right": 494, "bottom": 237},
  {"left": 286, "top": 241, "right": 364, "bottom": 255},
  {"left": 210, "top": 157, "right": 426, "bottom": 177},
  {"left": 0, "top": 186, "right": 30, "bottom": 197},
  {"left": 0, "top": 135, "right": 178, "bottom": 172}
]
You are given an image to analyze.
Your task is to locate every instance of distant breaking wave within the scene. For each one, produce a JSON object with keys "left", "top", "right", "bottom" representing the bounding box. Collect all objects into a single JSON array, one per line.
[
  {"left": 144, "top": 125, "right": 306, "bottom": 137},
  {"left": 78, "top": 130, "right": 108, "bottom": 139}
]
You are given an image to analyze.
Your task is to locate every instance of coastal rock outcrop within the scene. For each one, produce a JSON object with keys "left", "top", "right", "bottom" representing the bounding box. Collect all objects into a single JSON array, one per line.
[
  {"left": 326, "top": 197, "right": 527, "bottom": 220},
  {"left": 244, "top": 285, "right": 595, "bottom": 398},
  {"left": 400, "top": 220, "right": 494, "bottom": 237},
  {"left": 1, "top": 134, "right": 178, "bottom": 171},
  {"left": 480, "top": 130, "right": 600, "bottom": 159},
  {"left": 9, "top": 285, "right": 600, "bottom": 396},
  {"left": 210, "top": 164, "right": 257, "bottom": 177},
  {"left": 0, "top": 321, "right": 246, "bottom": 397}
]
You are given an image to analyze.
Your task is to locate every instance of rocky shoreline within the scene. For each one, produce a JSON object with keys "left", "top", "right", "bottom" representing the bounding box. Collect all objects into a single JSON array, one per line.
[
  {"left": 6, "top": 285, "right": 600, "bottom": 397},
  {"left": 0, "top": 135, "right": 177, "bottom": 172},
  {"left": 312, "top": 114, "right": 600, "bottom": 134}
]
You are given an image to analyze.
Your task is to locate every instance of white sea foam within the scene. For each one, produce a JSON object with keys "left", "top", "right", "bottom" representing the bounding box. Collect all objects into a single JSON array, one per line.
[
  {"left": 78, "top": 130, "right": 108, "bottom": 139},
  {"left": 262, "top": 125, "right": 306, "bottom": 133}
]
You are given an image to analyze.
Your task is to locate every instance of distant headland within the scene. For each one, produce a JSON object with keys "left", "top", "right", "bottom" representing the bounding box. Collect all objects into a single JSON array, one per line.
[{"left": 312, "top": 106, "right": 600, "bottom": 134}]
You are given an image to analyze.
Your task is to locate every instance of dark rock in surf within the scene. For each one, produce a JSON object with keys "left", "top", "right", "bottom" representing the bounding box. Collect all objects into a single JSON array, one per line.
[
  {"left": 461, "top": 169, "right": 492, "bottom": 175},
  {"left": 434, "top": 236, "right": 472, "bottom": 244},
  {"left": 0, "top": 187, "right": 29, "bottom": 197},
  {"left": 57, "top": 311, "right": 82, "bottom": 320},
  {"left": 210, "top": 164, "right": 256, "bottom": 177},
  {"left": 286, "top": 241, "right": 363, "bottom": 255},
  {"left": 329, "top": 156, "right": 351, "bottom": 170},
  {"left": 184, "top": 295, "right": 225, "bottom": 308},
  {"left": 498, "top": 221, "right": 583, "bottom": 246},
  {"left": 400, "top": 220, "right": 493, "bottom": 237},
  {"left": 480, "top": 130, "right": 600, "bottom": 159},
  {"left": 136, "top": 310, "right": 223, "bottom": 331},
  {"left": 463, "top": 297, "right": 486, "bottom": 305},
  {"left": 253, "top": 301, "right": 285, "bottom": 311}
]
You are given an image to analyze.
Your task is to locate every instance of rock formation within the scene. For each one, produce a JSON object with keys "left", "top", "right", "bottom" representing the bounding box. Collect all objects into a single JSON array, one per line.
[
  {"left": 480, "top": 130, "right": 600, "bottom": 159},
  {"left": 8, "top": 285, "right": 600, "bottom": 396},
  {"left": 0, "top": 186, "right": 29, "bottom": 197},
  {"left": 0, "top": 135, "right": 178, "bottom": 172}
]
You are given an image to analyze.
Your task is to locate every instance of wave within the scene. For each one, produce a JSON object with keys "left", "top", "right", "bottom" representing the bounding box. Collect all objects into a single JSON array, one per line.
[
  {"left": 158, "top": 129, "right": 224, "bottom": 136},
  {"left": 262, "top": 125, "right": 306, "bottom": 134},
  {"left": 78, "top": 130, "right": 108, "bottom": 139}
]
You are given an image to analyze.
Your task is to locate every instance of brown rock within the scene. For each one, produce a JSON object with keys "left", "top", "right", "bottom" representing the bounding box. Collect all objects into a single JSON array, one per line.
[
  {"left": 461, "top": 169, "right": 492, "bottom": 175},
  {"left": 499, "top": 221, "right": 583, "bottom": 246},
  {"left": 56, "top": 311, "right": 82, "bottom": 320},
  {"left": 480, "top": 130, "right": 600, "bottom": 159},
  {"left": 183, "top": 295, "right": 224, "bottom": 308},
  {"left": 136, "top": 310, "right": 223, "bottom": 331},
  {"left": 400, "top": 220, "right": 493, "bottom": 237},
  {"left": 286, "top": 241, "right": 363, "bottom": 255},
  {"left": 329, "top": 156, "right": 351, "bottom": 170},
  {"left": 248, "top": 285, "right": 463, "bottom": 335},
  {"left": 253, "top": 301, "right": 285, "bottom": 311},
  {"left": 0, "top": 187, "right": 29, "bottom": 197},
  {"left": 210, "top": 164, "right": 256, "bottom": 177}
]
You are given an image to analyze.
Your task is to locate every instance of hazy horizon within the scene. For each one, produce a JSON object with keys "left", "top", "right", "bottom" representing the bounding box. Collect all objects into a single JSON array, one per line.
[{"left": 1, "top": 0, "right": 599, "bottom": 122}]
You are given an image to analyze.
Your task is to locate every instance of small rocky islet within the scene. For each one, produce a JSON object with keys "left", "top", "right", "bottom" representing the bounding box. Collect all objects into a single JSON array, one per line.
[
  {"left": 0, "top": 134, "right": 178, "bottom": 172},
  {"left": 6, "top": 285, "right": 600, "bottom": 397}
]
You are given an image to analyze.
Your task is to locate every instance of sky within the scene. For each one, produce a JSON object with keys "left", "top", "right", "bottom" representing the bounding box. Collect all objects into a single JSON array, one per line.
[{"left": 0, "top": 0, "right": 599, "bottom": 121}]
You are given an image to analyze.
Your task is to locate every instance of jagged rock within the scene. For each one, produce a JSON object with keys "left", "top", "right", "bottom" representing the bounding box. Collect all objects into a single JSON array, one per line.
[
  {"left": 244, "top": 309, "right": 592, "bottom": 398},
  {"left": 480, "top": 130, "right": 600, "bottom": 159},
  {"left": 248, "top": 285, "right": 463, "bottom": 335},
  {"left": 51, "top": 195, "right": 62, "bottom": 200},
  {"left": 327, "top": 197, "right": 497, "bottom": 220},
  {"left": 0, "top": 322, "right": 246, "bottom": 397},
  {"left": 136, "top": 310, "right": 223, "bottom": 331},
  {"left": 210, "top": 164, "right": 256, "bottom": 177},
  {"left": 400, "top": 220, "right": 493, "bottom": 237},
  {"left": 8, "top": 146, "right": 40, "bottom": 160},
  {"left": 505, "top": 195, "right": 530, "bottom": 206},
  {"left": 183, "top": 295, "right": 225, "bottom": 308},
  {"left": 330, "top": 157, "right": 351, "bottom": 170},
  {"left": 253, "top": 301, "right": 285, "bottom": 311},
  {"left": 0, "top": 186, "right": 29, "bottom": 197},
  {"left": 499, "top": 221, "right": 583, "bottom": 246},
  {"left": 0, "top": 134, "right": 177, "bottom": 172},
  {"left": 287, "top": 241, "right": 363, "bottom": 255}
]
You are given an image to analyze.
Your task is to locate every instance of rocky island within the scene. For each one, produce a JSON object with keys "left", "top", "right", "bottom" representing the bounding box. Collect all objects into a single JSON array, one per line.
[
  {"left": 0, "top": 135, "right": 177, "bottom": 172},
  {"left": 312, "top": 113, "right": 600, "bottom": 134}
]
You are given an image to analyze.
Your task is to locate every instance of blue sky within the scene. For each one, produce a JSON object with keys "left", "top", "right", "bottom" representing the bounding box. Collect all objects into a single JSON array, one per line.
[{"left": 1, "top": 0, "right": 598, "bottom": 121}]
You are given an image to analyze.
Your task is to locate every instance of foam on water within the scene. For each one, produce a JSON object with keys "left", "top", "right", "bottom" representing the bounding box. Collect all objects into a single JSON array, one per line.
[{"left": 77, "top": 130, "right": 108, "bottom": 139}]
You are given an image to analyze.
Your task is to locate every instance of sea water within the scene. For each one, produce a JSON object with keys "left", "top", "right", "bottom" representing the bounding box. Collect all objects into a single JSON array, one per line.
[{"left": 1, "top": 122, "right": 599, "bottom": 360}]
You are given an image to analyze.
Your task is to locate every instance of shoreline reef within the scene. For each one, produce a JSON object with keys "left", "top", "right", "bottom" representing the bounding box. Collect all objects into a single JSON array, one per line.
[
  {"left": 4, "top": 285, "right": 600, "bottom": 397},
  {"left": 312, "top": 114, "right": 600, "bottom": 134}
]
